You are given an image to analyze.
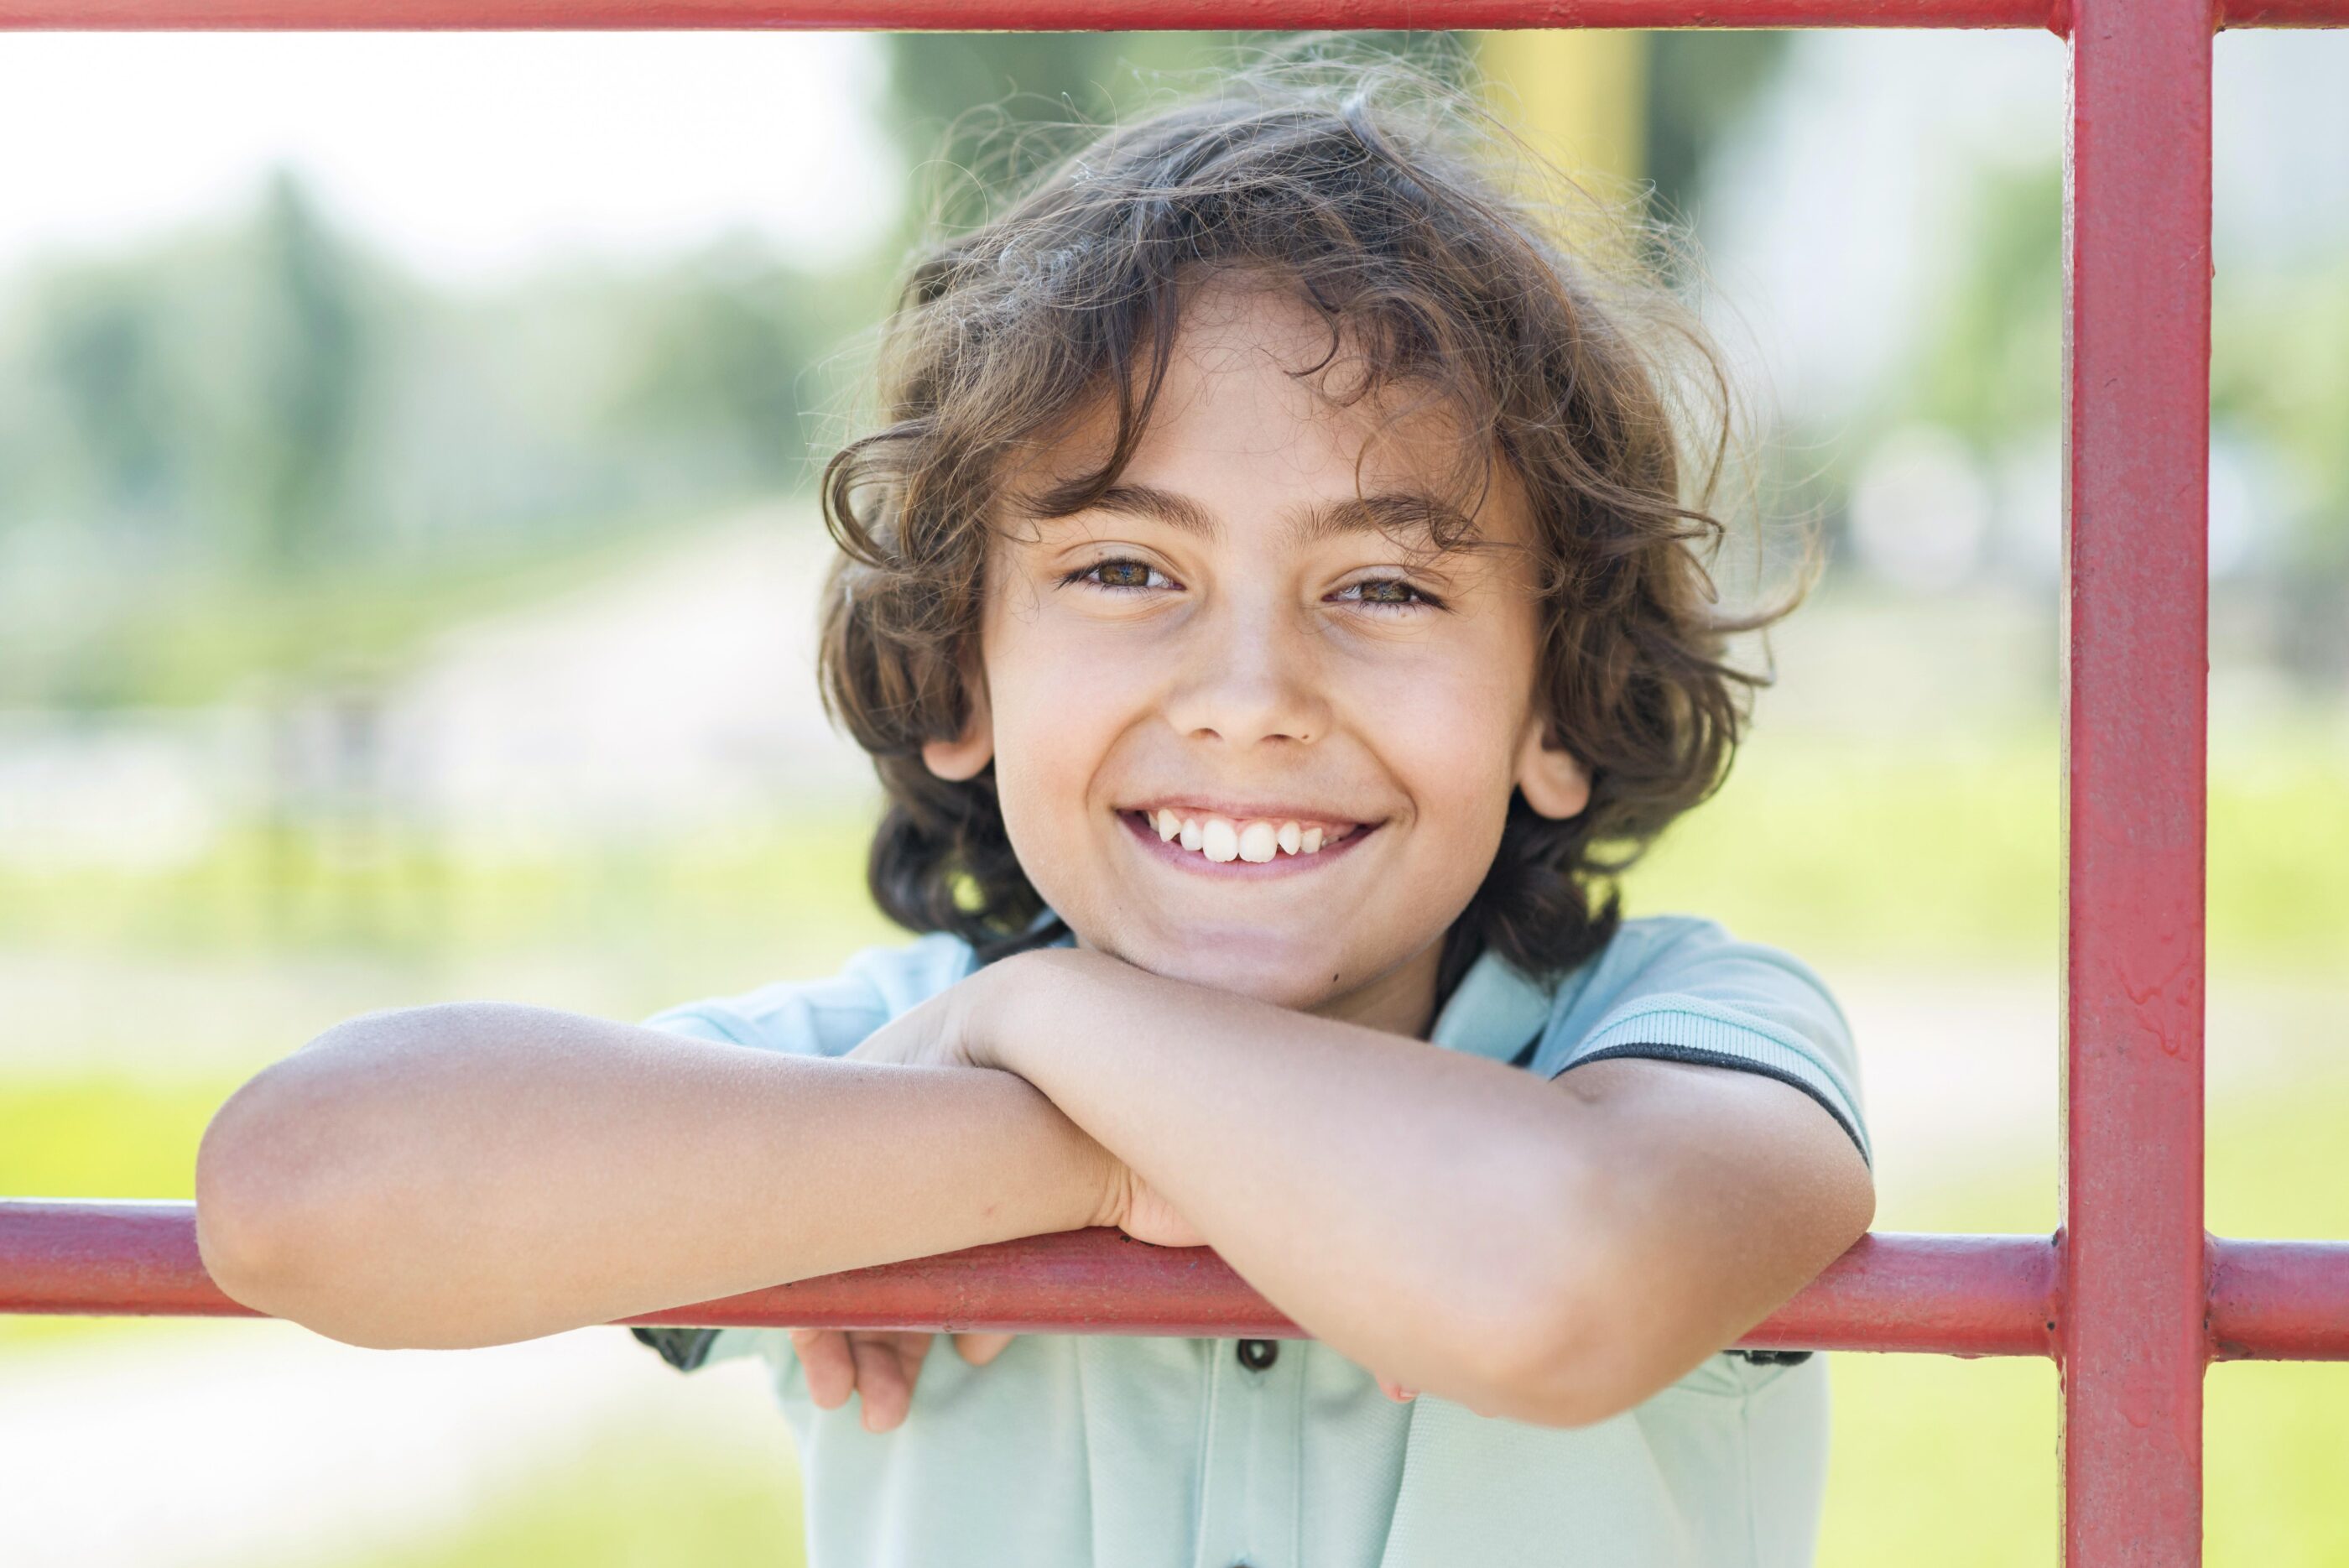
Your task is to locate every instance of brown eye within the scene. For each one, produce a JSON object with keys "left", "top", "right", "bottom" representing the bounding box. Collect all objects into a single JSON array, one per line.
[
  {"left": 1335, "top": 577, "right": 1437, "bottom": 610},
  {"left": 1060, "top": 558, "right": 1169, "bottom": 593}
]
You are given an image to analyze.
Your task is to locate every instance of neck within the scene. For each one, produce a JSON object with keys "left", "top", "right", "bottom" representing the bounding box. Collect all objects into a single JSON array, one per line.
[{"left": 1304, "top": 936, "right": 1448, "bottom": 1039}]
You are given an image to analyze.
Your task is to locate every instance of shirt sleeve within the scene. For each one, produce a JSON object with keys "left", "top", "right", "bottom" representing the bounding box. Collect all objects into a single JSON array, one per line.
[{"left": 1547, "top": 921, "right": 1872, "bottom": 1175}]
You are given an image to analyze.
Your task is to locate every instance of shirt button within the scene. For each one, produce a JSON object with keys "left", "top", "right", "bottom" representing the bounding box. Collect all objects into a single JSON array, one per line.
[{"left": 1237, "top": 1338, "right": 1279, "bottom": 1372}]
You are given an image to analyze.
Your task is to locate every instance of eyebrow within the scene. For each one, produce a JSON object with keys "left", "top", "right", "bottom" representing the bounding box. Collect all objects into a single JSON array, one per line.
[{"left": 1084, "top": 482, "right": 1482, "bottom": 547}]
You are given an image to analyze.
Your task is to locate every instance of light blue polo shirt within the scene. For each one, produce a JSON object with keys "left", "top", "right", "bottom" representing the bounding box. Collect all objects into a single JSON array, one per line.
[{"left": 633, "top": 914, "right": 1869, "bottom": 1568}]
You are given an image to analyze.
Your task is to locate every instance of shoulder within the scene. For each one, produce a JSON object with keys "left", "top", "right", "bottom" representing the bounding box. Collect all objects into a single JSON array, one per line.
[
  {"left": 1562, "top": 915, "right": 1850, "bottom": 1034},
  {"left": 639, "top": 930, "right": 983, "bottom": 1058}
]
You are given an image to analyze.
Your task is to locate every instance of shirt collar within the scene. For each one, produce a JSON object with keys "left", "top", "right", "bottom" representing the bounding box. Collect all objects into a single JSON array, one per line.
[{"left": 1426, "top": 945, "right": 1558, "bottom": 1064}]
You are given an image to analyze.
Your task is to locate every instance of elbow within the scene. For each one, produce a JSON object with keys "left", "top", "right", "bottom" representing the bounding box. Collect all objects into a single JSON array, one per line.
[
  {"left": 195, "top": 1065, "right": 338, "bottom": 1321},
  {"left": 1456, "top": 1157, "right": 1622, "bottom": 1429},
  {"left": 1460, "top": 1274, "right": 1619, "bottom": 1430},
  {"left": 194, "top": 1018, "right": 411, "bottom": 1339}
]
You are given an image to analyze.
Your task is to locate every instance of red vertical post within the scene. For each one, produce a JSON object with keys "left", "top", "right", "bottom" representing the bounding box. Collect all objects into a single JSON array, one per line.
[{"left": 2060, "top": 0, "right": 2212, "bottom": 1563}]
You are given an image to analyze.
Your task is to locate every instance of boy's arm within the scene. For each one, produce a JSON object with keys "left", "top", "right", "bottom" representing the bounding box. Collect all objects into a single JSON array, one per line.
[
  {"left": 1528, "top": 1054, "right": 1877, "bottom": 1419},
  {"left": 971, "top": 948, "right": 1872, "bottom": 1428},
  {"left": 195, "top": 998, "right": 1114, "bottom": 1351}
]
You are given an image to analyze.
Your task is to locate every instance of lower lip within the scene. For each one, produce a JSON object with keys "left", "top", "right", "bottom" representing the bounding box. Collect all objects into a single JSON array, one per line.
[{"left": 1117, "top": 810, "right": 1378, "bottom": 878}]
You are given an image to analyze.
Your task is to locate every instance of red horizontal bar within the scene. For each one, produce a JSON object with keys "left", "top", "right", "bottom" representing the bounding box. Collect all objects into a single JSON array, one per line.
[
  {"left": 0, "top": 1199, "right": 2131, "bottom": 1357},
  {"left": 2219, "top": 0, "right": 2349, "bottom": 21},
  {"left": 2206, "top": 1238, "right": 2349, "bottom": 1362},
  {"left": 624, "top": 1228, "right": 2066, "bottom": 1353},
  {"left": 3, "top": 0, "right": 2342, "bottom": 37},
  {"left": 0, "top": 0, "right": 2076, "bottom": 31},
  {"left": 11, "top": 1202, "right": 2342, "bottom": 1360},
  {"left": 4, "top": 0, "right": 2340, "bottom": 39}
]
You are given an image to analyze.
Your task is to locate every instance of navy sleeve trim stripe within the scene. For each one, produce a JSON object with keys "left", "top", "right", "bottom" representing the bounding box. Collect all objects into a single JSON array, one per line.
[
  {"left": 631, "top": 1325, "right": 723, "bottom": 1373},
  {"left": 1559, "top": 1041, "right": 1872, "bottom": 1173}
]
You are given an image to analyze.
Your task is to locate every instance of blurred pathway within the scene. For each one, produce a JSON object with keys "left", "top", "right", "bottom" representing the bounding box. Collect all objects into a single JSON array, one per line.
[{"left": 0, "top": 1319, "right": 787, "bottom": 1568}]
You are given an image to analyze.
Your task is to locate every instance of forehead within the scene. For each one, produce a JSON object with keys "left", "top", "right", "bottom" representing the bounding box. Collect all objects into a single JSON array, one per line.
[{"left": 1006, "top": 272, "right": 1530, "bottom": 550}]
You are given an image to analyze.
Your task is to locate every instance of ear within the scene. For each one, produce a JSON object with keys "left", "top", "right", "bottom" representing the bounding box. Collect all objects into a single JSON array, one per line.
[
  {"left": 919, "top": 670, "right": 995, "bottom": 783},
  {"left": 1513, "top": 711, "right": 1591, "bottom": 820}
]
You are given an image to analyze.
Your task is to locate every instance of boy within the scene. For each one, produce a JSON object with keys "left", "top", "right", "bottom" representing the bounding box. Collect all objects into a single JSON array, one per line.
[{"left": 197, "top": 62, "right": 1873, "bottom": 1567}]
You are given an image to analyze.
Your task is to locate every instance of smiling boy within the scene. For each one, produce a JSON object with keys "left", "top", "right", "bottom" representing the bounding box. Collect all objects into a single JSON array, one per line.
[{"left": 196, "top": 65, "right": 1875, "bottom": 1568}]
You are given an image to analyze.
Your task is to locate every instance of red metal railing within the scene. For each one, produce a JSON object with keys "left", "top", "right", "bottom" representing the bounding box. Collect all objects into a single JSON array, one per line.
[
  {"left": 9, "top": 1204, "right": 2349, "bottom": 1363},
  {"left": 7, "top": 0, "right": 2349, "bottom": 31},
  {"left": 3, "top": 4, "right": 2346, "bottom": 1564}
]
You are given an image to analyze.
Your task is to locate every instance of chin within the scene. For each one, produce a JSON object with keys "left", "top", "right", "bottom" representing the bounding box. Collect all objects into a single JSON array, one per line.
[{"left": 1107, "top": 930, "right": 1346, "bottom": 1011}]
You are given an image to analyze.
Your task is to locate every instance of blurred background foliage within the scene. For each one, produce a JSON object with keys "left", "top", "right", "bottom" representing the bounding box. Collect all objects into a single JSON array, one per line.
[{"left": 2, "top": 25, "right": 2346, "bottom": 1568}]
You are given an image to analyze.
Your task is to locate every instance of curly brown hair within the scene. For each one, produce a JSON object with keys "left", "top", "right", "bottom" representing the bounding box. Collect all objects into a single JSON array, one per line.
[{"left": 817, "top": 55, "right": 1798, "bottom": 999}]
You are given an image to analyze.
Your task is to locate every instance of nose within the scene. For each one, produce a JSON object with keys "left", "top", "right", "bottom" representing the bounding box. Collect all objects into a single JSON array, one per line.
[{"left": 1160, "top": 588, "right": 1333, "bottom": 748}]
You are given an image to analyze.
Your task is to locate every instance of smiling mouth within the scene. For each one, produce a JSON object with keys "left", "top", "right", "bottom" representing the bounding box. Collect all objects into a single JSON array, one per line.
[{"left": 1119, "top": 807, "right": 1373, "bottom": 869}]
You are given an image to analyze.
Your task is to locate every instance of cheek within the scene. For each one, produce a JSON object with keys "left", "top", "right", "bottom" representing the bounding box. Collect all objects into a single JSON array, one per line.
[
  {"left": 982, "top": 619, "right": 1143, "bottom": 855},
  {"left": 1357, "top": 650, "right": 1529, "bottom": 827}
]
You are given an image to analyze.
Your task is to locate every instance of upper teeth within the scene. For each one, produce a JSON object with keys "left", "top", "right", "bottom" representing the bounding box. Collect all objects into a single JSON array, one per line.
[{"left": 1149, "top": 810, "right": 1353, "bottom": 862}]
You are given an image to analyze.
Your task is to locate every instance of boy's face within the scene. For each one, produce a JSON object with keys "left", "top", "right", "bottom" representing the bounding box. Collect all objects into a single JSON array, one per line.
[{"left": 924, "top": 274, "right": 1590, "bottom": 1037}]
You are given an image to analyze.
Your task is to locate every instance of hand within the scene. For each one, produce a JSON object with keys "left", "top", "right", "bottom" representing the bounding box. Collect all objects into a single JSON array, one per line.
[
  {"left": 787, "top": 1159, "right": 1209, "bottom": 1435},
  {"left": 843, "top": 963, "right": 1206, "bottom": 1248},
  {"left": 787, "top": 1326, "right": 1020, "bottom": 1432},
  {"left": 841, "top": 972, "right": 996, "bottom": 1072},
  {"left": 1095, "top": 1159, "right": 1209, "bottom": 1249}
]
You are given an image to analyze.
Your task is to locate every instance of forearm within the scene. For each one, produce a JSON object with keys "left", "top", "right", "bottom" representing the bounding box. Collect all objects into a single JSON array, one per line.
[
  {"left": 985, "top": 951, "right": 1598, "bottom": 1414},
  {"left": 195, "top": 1002, "right": 1109, "bottom": 1350}
]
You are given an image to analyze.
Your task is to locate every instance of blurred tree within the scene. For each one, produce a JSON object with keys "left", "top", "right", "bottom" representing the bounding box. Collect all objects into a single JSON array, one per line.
[
  {"left": 37, "top": 269, "right": 184, "bottom": 523},
  {"left": 1643, "top": 34, "right": 1791, "bottom": 227},
  {"left": 243, "top": 168, "right": 373, "bottom": 574},
  {"left": 880, "top": 34, "right": 1206, "bottom": 234},
  {"left": 878, "top": 32, "right": 1478, "bottom": 237},
  {"left": 1476, "top": 32, "right": 1793, "bottom": 233},
  {"left": 1910, "top": 161, "right": 2065, "bottom": 449},
  {"left": 0, "top": 179, "right": 867, "bottom": 706},
  {"left": 597, "top": 242, "right": 839, "bottom": 492}
]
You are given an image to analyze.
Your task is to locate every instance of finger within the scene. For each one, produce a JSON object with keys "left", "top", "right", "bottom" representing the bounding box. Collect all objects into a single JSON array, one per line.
[
  {"left": 1374, "top": 1373, "right": 1418, "bottom": 1403},
  {"left": 866, "top": 1333, "right": 936, "bottom": 1431},
  {"left": 952, "top": 1332, "right": 1018, "bottom": 1366},
  {"left": 850, "top": 1333, "right": 915, "bottom": 1432},
  {"left": 884, "top": 1331, "right": 938, "bottom": 1398},
  {"left": 789, "top": 1329, "right": 858, "bottom": 1410}
]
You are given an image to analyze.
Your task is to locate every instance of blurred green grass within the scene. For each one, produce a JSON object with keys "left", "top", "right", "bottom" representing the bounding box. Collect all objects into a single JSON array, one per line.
[
  {"left": 1629, "top": 721, "right": 2349, "bottom": 971},
  {"left": 0, "top": 813, "right": 897, "bottom": 975}
]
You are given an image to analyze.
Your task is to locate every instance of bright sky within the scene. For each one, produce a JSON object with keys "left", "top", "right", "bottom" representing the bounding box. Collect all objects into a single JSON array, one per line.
[{"left": 0, "top": 33, "right": 903, "bottom": 288}]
